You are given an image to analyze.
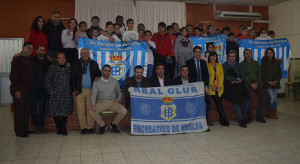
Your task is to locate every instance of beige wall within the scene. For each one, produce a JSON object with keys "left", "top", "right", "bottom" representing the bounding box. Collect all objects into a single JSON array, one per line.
[{"left": 269, "top": 0, "right": 300, "bottom": 83}]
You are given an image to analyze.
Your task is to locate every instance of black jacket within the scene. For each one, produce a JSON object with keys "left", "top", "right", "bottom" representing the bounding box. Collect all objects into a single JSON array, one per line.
[
  {"left": 226, "top": 41, "right": 239, "bottom": 63},
  {"left": 32, "top": 56, "right": 51, "bottom": 89},
  {"left": 46, "top": 19, "right": 65, "bottom": 51},
  {"left": 186, "top": 58, "right": 209, "bottom": 87},
  {"left": 173, "top": 76, "right": 196, "bottom": 85},
  {"left": 150, "top": 75, "right": 173, "bottom": 87},
  {"left": 71, "top": 59, "right": 101, "bottom": 93}
]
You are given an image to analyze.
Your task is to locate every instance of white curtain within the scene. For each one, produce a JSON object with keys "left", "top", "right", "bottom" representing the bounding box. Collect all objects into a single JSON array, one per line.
[
  {"left": 75, "top": 0, "right": 186, "bottom": 33},
  {"left": 136, "top": 1, "right": 186, "bottom": 33},
  {"left": 75, "top": 0, "right": 136, "bottom": 28}
]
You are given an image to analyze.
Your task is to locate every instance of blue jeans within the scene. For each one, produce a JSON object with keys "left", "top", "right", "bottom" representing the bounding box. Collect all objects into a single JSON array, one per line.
[
  {"left": 267, "top": 88, "right": 278, "bottom": 110},
  {"left": 232, "top": 98, "right": 250, "bottom": 121},
  {"left": 31, "top": 87, "right": 47, "bottom": 127}
]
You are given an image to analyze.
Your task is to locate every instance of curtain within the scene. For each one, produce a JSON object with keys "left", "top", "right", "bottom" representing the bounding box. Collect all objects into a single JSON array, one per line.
[
  {"left": 75, "top": 0, "right": 186, "bottom": 33},
  {"left": 136, "top": 1, "right": 186, "bottom": 33},
  {"left": 75, "top": 0, "right": 136, "bottom": 28}
]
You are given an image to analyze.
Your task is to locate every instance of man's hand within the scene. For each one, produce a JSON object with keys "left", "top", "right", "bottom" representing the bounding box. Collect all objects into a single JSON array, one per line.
[
  {"left": 66, "top": 63, "right": 71, "bottom": 67},
  {"left": 147, "top": 42, "right": 152, "bottom": 47},
  {"left": 66, "top": 30, "right": 71, "bottom": 36},
  {"left": 238, "top": 78, "right": 242, "bottom": 83},
  {"left": 13, "top": 53, "right": 21, "bottom": 58},
  {"left": 47, "top": 55, "right": 53, "bottom": 62},
  {"left": 114, "top": 100, "right": 119, "bottom": 104},
  {"left": 251, "top": 83, "right": 258, "bottom": 90},
  {"left": 175, "top": 57, "right": 178, "bottom": 63},
  {"left": 109, "top": 36, "right": 115, "bottom": 43},
  {"left": 231, "top": 81, "right": 237, "bottom": 84},
  {"left": 204, "top": 87, "right": 210, "bottom": 95},
  {"left": 72, "top": 91, "right": 78, "bottom": 96},
  {"left": 94, "top": 77, "right": 100, "bottom": 82},
  {"left": 212, "top": 86, "right": 216, "bottom": 92},
  {"left": 91, "top": 106, "right": 96, "bottom": 113},
  {"left": 15, "top": 91, "right": 21, "bottom": 99},
  {"left": 216, "top": 87, "right": 221, "bottom": 91}
]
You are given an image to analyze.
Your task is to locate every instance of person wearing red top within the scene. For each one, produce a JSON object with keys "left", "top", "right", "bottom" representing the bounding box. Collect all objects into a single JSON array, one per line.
[
  {"left": 186, "top": 24, "right": 195, "bottom": 36},
  {"left": 237, "top": 26, "right": 250, "bottom": 43},
  {"left": 152, "top": 22, "right": 174, "bottom": 78},
  {"left": 28, "top": 16, "right": 47, "bottom": 56}
]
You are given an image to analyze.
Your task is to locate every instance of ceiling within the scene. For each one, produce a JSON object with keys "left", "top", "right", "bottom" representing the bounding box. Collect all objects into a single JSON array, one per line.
[{"left": 135, "top": 0, "right": 289, "bottom": 6}]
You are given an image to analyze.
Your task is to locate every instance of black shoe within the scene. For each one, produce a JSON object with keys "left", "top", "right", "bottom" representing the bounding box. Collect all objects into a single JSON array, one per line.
[
  {"left": 207, "top": 122, "right": 214, "bottom": 126},
  {"left": 220, "top": 121, "right": 230, "bottom": 126},
  {"left": 88, "top": 129, "right": 94, "bottom": 134},
  {"left": 205, "top": 128, "right": 210, "bottom": 132},
  {"left": 99, "top": 125, "right": 107, "bottom": 134},
  {"left": 245, "top": 119, "right": 250, "bottom": 124},
  {"left": 26, "top": 129, "right": 35, "bottom": 134},
  {"left": 110, "top": 123, "right": 120, "bottom": 133},
  {"left": 81, "top": 129, "right": 88, "bottom": 134},
  {"left": 256, "top": 117, "right": 266, "bottom": 123},
  {"left": 16, "top": 133, "right": 29, "bottom": 138},
  {"left": 248, "top": 117, "right": 253, "bottom": 122},
  {"left": 239, "top": 120, "right": 247, "bottom": 128}
]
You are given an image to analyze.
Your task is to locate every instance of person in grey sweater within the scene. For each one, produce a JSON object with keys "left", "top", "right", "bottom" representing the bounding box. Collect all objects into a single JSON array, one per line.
[
  {"left": 90, "top": 64, "right": 127, "bottom": 134},
  {"left": 174, "top": 27, "right": 194, "bottom": 76}
]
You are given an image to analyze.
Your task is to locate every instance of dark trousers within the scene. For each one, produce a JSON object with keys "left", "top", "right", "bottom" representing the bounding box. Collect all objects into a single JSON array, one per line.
[
  {"left": 31, "top": 87, "right": 47, "bottom": 127},
  {"left": 205, "top": 93, "right": 211, "bottom": 119},
  {"left": 153, "top": 53, "right": 175, "bottom": 79},
  {"left": 211, "top": 94, "right": 229, "bottom": 124},
  {"left": 63, "top": 48, "right": 78, "bottom": 65},
  {"left": 12, "top": 87, "right": 31, "bottom": 135},
  {"left": 246, "top": 84, "right": 265, "bottom": 118}
]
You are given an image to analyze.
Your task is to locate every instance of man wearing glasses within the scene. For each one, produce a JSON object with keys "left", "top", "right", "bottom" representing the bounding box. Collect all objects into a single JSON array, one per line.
[{"left": 72, "top": 48, "right": 101, "bottom": 134}]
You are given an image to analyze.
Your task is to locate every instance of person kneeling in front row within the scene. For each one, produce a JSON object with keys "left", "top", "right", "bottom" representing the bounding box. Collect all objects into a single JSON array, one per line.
[{"left": 90, "top": 64, "right": 127, "bottom": 134}]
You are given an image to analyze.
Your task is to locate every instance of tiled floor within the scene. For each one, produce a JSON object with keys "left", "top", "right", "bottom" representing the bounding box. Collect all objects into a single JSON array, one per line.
[{"left": 0, "top": 99, "right": 299, "bottom": 164}]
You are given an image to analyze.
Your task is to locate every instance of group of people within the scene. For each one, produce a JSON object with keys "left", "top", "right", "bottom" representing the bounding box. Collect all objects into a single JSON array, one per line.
[{"left": 9, "top": 10, "right": 281, "bottom": 137}]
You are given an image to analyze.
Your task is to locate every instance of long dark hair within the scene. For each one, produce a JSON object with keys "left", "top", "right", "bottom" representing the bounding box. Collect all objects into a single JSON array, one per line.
[
  {"left": 205, "top": 42, "right": 216, "bottom": 54},
  {"left": 180, "top": 27, "right": 189, "bottom": 38},
  {"left": 30, "top": 16, "right": 46, "bottom": 34},
  {"left": 68, "top": 18, "right": 78, "bottom": 40},
  {"left": 264, "top": 47, "right": 278, "bottom": 65}
]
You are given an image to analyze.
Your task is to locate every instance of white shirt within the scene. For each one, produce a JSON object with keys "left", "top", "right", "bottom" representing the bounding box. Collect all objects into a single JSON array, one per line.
[
  {"left": 61, "top": 29, "right": 76, "bottom": 48},
  {"left": 122, "top": 30, "right": 139, "bottom": 42},
  {"left": 97, "top": 34, "right": 121, "bottom": 42},
  {"left": 147, "top": 41, "right": 156, "bottom": 65},
  {"left": 256, "top": 36, "right": 273, "bottom": 40}
]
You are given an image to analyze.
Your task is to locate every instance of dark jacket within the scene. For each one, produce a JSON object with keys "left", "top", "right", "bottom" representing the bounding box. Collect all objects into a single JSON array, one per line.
[
  {"left": 186, "top": 58, "right": 209, "bottom": 87},
  {"left": 226, "top": 41, "right": 239, "bottom": 63},
  {"left": 261, "top": 56, "right": 282, "bottom": 89},
  {"left": 150, "top": 75, "right": 173, "bottom": 87},
  {"left": 72, "top": 59, "right": 101, "bottom": 93},
  {"left": 9, "top": 54, "right": 34, "bottom": 92},
  {"left": 173, "top": 76, "right": 196, "bottom": 85},
  {"left": 32, "top": 56, "right": 51, "bottom": 89},
  {"left": 124, "top": 76, "right": 151, "bottom": 110},
  {"left": 46, "top": 19, "right": 65, "bottom": 51}
]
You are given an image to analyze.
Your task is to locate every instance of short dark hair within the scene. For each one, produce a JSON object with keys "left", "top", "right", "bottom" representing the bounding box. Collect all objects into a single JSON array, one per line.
[
  {"left": 102, "top": 64, "right": 111, "bottom": 70},
  {"left": 180, "top": 65, "right": 189, "bottom": 71},
  {"left": 144, "top": 30, "right": 152, "bottom": 35},
  {"left": 243, "top": 49, "right": 252, "bottom": 55},
  {"left": 113, "top": 23, "right": 120, "bottom": 27},
  {"left": 23, "top": 41, "right": 33, "bottom": 47},
  {"left": 172, "top": 22, "right": 178, "bottom": 27},
  {"left": 126, "top": 18, "right": 134, "bottom": 24},
  {"left": 106, "top": 21, "right": 114, "bottom": 27},
  {"left": 134, "top": 65, "right": 143, "bottom": 71},
  {"left": 52, "top": 11, "right": 60, "bottom": 15},
  {"left": 91, "top": 26, "right": 99, "bottom": 32},
  {"left": 91, "top": 16, "right": 100, "bottom": 22},
  {"left": 239, "top": 25, "right": 246, "bottom": 30},
  {"left": 194, "top": 27, "right": 202, "bottom": 32},
  {"left": 166, "top": 25, "right": 173, "bottom": 31},
  {"left": 268, "top": 30, "right": 275, "bottom": 36},
  {"left": 193, "top": 46, "right": 202, "bottom": 53},
  {"left": 155, "top": 63, "right": 164, "bottom": 70},
  {"left": 138, "top": 23, "right": 145, "bottom": 28},
  {"left": 79, "top": 21, "right": 87, "bottom": 27},
  {"left": 208, "top": 51, "right": 219, "bottom": 63},
  {"left": 228, "top": 32, "right": 235, "bottom": 37},
  {"left": 207, "top": 24, "right": 214, "bottom": 30},
  {"left": 158, "top": 22, "right": 166, "bottom": 28},
  {"left": 36, "top": 44, "right": 45, "bottom": 50},
  {"left": 138, "top": 29, "right": 145, "bottom": 33},
  {"left": 222, "top": 26, "right": 230, "bottom": 32},
  {"left": 186, "top": 24, "right": 193, "bottom": 28}
]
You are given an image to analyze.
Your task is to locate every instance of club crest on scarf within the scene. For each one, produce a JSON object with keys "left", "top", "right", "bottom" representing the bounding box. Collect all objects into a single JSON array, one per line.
[{"left": 161, "top": 96, "right": 176, "bottom": 121}]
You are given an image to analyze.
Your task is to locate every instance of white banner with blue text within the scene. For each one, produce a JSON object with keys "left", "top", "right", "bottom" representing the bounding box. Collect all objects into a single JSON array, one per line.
[{"left": 129, "top": 82, "right": 207, "bottom": 135}]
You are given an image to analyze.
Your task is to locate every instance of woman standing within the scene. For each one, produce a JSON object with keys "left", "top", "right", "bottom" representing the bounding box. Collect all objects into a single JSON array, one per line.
[
  {"left": 174, "top": 27, "right": 193, "bottom": 76},
  {"left": 261, "top": 48, "right": 282, "bottom": 119},
  {"left": 207, "top": 52, "right": 230, "bottom": 126},
  {"left": 62, "top": 18, "right": 78, "bottom": 64},
  {"left": 28, "top": 16, "right": 47, "bottom": 56},
  {"left": 45, "top": 52, "right": 73, "bottom": 135}
]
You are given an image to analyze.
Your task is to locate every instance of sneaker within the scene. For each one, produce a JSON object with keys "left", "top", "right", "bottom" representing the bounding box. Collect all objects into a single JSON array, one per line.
[
  {"left": 88, "top": 129, "right": 94, "bottom": 134},
  {"left": 205, "top": 128, "right": 210, "bottom": 132},
  {"left": 110, "top": 123, "right": 120, "bottom": 133},
  {"left": 16, "top": 133, "right": 29, "bottom": 138},
  {"left": 256, "top": 117, "right": 266, "bottom": 123},
  {"left": 99, "top": 125, "right": 107, "bottom": 134},
  {"left": 26, "top": 129, "right": 35, "bottom": 134},
  {"left": 248, "top": 117, "right": 253, "bottom": 122},
  {"left": 81, "top": 129, "right": 88, "bottom": 134}
]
